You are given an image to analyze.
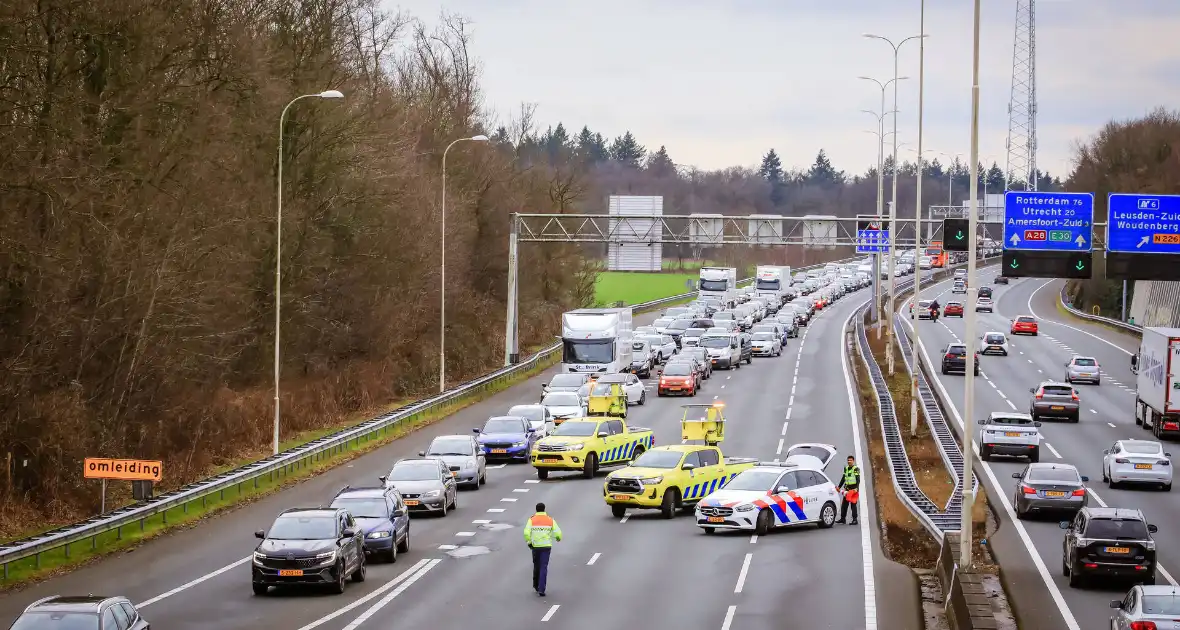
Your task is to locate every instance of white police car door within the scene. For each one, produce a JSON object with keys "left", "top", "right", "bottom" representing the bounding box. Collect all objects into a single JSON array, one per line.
[
  {"left": 783, "top": 443, "right": 837, "bottom": 471},
  {"left": 765, "top": 470, "right": 811, "bottom": 526}
]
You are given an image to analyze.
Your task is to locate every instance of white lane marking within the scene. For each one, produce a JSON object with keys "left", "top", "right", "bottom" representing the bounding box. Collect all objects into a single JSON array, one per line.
[
  {"left": 487, "top": 508, "right": 505, "bottom": 513},
  {"left": 734, "top": 553, "right": 752, "bottom": 593},
  {"left": 721, "top": 605, "right": 737, "bottom": 630},
  {"left": 1045, "top": 443, "right": 1063, "bottom": 459},
  {"left": 438, "top": 544, "right": 458, "bottom": 550},
  {"left": 1108, "top": 422, "right": 1117, "bottom": 428},
  {"left": 298, "top": 559, "right": 436, "bottom": 630},
  {"left": 456, "top": 531, "right": 476, "bottom": 537},
  {"left": 513, "top": 488, "right": 530, "bottom": 493},
  {"left": 785, "top": 408, "right": 792, "bottom": 420},
  {"left": 525, "top": 479, "right": 540, "bottom": 484},
  {"left": 1087, "top": 488, "right": 1108, "bottom": 507},
  {"left": 721, "top": 384, "right": 726, "bottom": 389},
  {"left": 714, "top": 395, "right": 719, "bottom": 400},
  {"left": 1038, "top": 369, "right": 1043, "bottom": 373},
  {"left": 789, "top": 394, "right": 795, "bottom": 406},
  {"left": 541, "top": 605, "right": 560, "bottom": 622},
  {"left": 1160, "top": 565, "right": 1180, "bottom": 587},
  {"left": 840, "top": 307, "right": 878, "bottom": 630},
  {"left": 1005, "top": 399, "right": 1017, "bottom": 410},
  {"left": 1027, "top": 359, "right": 1033, "bottom": 364},
  {"left": 1028, "top": 280, "right": 1133, "bottom": 356},
  {"left": 776, "top": 439, "right": 784, "bottom": 454},
  {"left": 501, "top": 497, "right": 518, "bottom": 502},
  {"left": 781, "top": 422, "right": 789, "bottom": 436},
  {"left": 137, "top": 556, "right": 252, "bottom": 607},
  {"left": 619, "top": 514, "right": 630, "bottom": 523},
  {"left": 472, "top": 519, "right": 491, "bottom": 524},
  {"left": 587, "top": 552, "right": 601, "bottom": 565},
  {"left": 749, "top": 535, "right": 758, "bottom": 544},
  {"left": 488, "top": 464, "right": 507, "bottom": 469},
  {"left": 1090, "top": 409, "right": 1098, "bottom": 414}
]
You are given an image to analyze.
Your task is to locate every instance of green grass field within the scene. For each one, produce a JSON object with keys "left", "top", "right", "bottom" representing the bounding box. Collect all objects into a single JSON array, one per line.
[{"left": 595, "top": 271, "right": 698, "bottom": 306}]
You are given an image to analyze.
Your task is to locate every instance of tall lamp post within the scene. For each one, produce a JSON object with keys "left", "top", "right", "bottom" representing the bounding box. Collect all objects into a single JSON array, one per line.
[
  {"left": 275, "top": 89, "right": 344, "bottom": 455},
  {"left": 961, "top": 0, "right": 983, "bottom": 567},
  {"left": 865, "top": 31, "right": 927, "bottom": 376},
  {"left": 440, "top": 134, "right": 490, "bottom": 393},
  {"left": 912, "top": 0, "right": 928, "bottom": 437},
  {"left": 860, "top": 75, "right": 907, "bottom": 341},
  {"left": 862, "top": 118, "right": 897, "bottom": 336}
]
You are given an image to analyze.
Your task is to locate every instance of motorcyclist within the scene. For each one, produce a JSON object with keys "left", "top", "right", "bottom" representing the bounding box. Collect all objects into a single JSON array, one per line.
[{"left": 929, "top": 299, "right": 941, "bottom": 321}]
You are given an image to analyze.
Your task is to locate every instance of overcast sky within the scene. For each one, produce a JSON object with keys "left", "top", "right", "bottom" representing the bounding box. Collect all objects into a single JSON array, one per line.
[{"left": 388, "top": 0, "right": 1180, "bottom": 179}]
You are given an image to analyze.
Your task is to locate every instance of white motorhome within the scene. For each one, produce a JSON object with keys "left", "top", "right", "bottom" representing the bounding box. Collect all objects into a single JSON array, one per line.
[
  {"left": 698, "top": 267, "right": 738, "bottom": 307},
  {"left": 560, "top": 308, "right": 634, "bottom": 375},
  {"left": 1135, "top": 327, "right": 1180, "bottom": 438},
  {"left": 754, "top": 265, "right": 791, "bottom": 304}
]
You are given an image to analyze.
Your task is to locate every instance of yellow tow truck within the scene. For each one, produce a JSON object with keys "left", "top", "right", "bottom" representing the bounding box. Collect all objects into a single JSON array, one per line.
[
  {"left": 584, "top": 380, "right": 627, "bottom": 418},
  {"left": 531, "top": 415, "right": 654, "bottom": 480},
  {"left": 603, "top": 402, "right": 759, "bottom": 518}
]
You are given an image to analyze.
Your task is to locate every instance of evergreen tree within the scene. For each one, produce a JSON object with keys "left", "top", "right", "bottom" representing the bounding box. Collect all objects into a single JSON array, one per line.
[
  {"left": 882, "top": 154, "right": 896, "bottom": 178},
  {"left": 758, "top": 149, "right": 784, "bottom": 183},
  {"left": 591, "top": 133, "right": 609, "bottom": 162},
  {"left": 804, "top": 150, "right": 845, "bottom": 187},
  {"left": 986, "top": 162, "right": 1005, "bottom": 190},
  {"left": 1036, "top": 169, "right": 1061, "bottom": 192},
  {"left": 926, "top": 158, "right": 945, "bottom": 180},
  {"left": 646, "top": 145, "right": 676, "bottom": 177},
  {"left": 609, "top": 131, "right": 646, "bottom": 167},
  {"left": 540, "top": 123, "right": 571, "bottom": 161}
]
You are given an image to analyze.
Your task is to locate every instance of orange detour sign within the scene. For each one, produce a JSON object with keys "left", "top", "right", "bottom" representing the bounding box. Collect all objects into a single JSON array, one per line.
[{"left": 84, "top": 458, "right": 163, "bottom": 482}]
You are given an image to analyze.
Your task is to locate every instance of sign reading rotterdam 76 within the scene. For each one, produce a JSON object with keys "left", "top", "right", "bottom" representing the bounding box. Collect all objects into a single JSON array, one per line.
[{"left": 1003, "top": 191, "right": 1094, "bottom": 252}]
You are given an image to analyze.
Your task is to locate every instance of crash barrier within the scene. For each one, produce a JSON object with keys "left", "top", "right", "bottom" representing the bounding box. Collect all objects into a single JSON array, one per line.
[
  {"left": 893, "top": 312, "right": 979, "bottom": 515},
  {"left": 0, "top": 258, "right": 858, "bottom": 579},
  {"left": 1058, "top": 284, "right": 1143, "bottom": 336},
  {"left": 936, "top": 532, "right": 1005, "bottom": 630}
]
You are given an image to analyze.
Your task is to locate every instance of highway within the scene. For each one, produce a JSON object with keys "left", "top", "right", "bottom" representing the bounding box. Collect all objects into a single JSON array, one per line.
[
  {"left": 1, "top": 280, "right": 902, "bottom": 629},
  {"left": 904, "top": 270, "right": 1165, "bottom": 630}
]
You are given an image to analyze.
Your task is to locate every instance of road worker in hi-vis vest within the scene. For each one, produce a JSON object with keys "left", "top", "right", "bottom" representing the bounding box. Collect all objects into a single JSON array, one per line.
[
  {"left": 836, "top": 455, "right": 861, "bottom": 525},
  {"left": 524, "top": 502, "right": 563, "bottom": 596}
]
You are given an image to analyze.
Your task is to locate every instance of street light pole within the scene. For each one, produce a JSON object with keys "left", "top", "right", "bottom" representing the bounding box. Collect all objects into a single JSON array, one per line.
[
  {"left": 912, "top": 0, "right": 927, "bottom": 436},
  {"left": 862, "top": 111, "right": 897, "bottom": 338},
  {"left": 274, "top": 89, "right": 344, "bottom": 455},
  {"left": 860, "top": 75, "right": 907, "bottom": 340},
  {"left": 440, "top": 134, "right": 490, "bottom": 393},
  {"left": 865, "top": 31, "right": 926, "bottom": 376},
  {"left": 961, "top": 0, "right": 983, "bottom": 567}
]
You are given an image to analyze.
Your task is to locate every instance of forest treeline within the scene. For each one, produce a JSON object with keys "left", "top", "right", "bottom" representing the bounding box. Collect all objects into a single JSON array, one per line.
[{"left": 0, "top": 0, "right": 1071, "bottom": 530}]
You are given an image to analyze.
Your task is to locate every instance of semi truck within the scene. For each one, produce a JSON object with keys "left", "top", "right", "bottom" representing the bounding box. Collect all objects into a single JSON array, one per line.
[
  {"left": 698, "top": 267, "right": 738, "bottom": 307},
  {"left": 1135, "top": 327, "right": 1180, "bottom": 439},
  {"left": 561, "top": 308, "right": 633, "bottom": 375},
  {"left": 754, "top": 265, "right": 791, "bottom": 304}
]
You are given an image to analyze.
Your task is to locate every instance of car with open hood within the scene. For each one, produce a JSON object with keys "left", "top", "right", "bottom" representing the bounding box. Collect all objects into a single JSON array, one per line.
[
  {"left": 329, "top": 485, "right": 411, "bottom": 561},
  {"left": 420, "top": 434, "right": 485, "bottom": 488},
  {"left": 252, "top": 507, "right": 366, "bottom": 594}
]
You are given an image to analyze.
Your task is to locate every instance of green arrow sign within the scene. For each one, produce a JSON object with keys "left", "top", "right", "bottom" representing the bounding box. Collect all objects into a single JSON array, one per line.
[
  {"left": 1009, "top": 259, "right": 1020, "bottom": 269},
  {"left": 1075, "top": 260, "right": 1086, "bottom": 271},
  {"left": 954, "top": 230, "right": 965, "bottom": 241}
]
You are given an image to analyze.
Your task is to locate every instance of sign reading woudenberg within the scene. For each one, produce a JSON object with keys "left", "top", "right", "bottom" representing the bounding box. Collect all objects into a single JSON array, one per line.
[{"left": 84, "top": 458, "right": 163, "bottom": 482}]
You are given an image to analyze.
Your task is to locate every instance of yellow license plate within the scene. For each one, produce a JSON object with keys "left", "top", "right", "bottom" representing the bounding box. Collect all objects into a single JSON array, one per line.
[
  {"left": 1105, "top": 546, "right": 1130, "bottom": 554},
  {"left": 1005, "top": 432, "right": 1021, "bottom": 437},
  {"left": 1050, "top": 406, "right": 1064, "bottom": 410},
  {"left": 707, "top": 516, "right": 725, "bottom": 523},
  {"left": 450, "top": 471, "right": 458, "bottom": 476},
  {"left": 612, "top": 494, "right": 632, "bottom": 501},
  {"left": 540, "top": 455, "right": 561, "bottom": 461},
  {"left": 711, "top": 359, "right": 718, "bottom": 363},
  {"left": 491, "top": 449, "right": 507, "bottom": 454},
  {"left": 404, "top": 500, "right": 420, "bottom": 506},
  {"left": 1045, "top": 491, "right": 1066, "bottom": 497},
  {"left": 278, "top": 569, "right": 303, "bottom": 576},
  {"left": 1136, "top": 463, "right": 1153, "bottom": 470}
]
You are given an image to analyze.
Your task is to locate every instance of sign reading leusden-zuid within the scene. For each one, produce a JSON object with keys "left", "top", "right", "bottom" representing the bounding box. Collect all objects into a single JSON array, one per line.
[{"left": 1003, "top": 191, "right": 1094, "bottom": 252}]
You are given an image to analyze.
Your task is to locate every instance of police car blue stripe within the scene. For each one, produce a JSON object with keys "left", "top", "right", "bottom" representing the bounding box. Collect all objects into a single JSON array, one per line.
[
  {"left": 786, "top": 499, "right": 807, "bottom": 521},
  {"left": 769, "top": 502, "right": 790, "bottom": 523}
]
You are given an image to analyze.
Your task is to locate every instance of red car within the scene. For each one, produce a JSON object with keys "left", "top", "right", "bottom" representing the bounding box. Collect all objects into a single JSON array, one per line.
[
  {"left": 1010, "top": 315, "right": 1038, "bottom": 336},
  {"left": 944, "top": 302, "right": 964, "bottom": 317}
]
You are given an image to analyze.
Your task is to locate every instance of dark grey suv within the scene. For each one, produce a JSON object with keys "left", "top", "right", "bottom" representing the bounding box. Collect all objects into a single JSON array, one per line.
[
  {"left": 1061, "top": 507, "right": 1158, "bottom": 588},
  {"left": 10, "top": 596, "right": 150, "bottom": 630}
]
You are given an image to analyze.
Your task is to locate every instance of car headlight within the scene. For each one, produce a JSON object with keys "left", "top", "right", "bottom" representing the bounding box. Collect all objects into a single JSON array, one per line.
[
  {"left": 637, "top": 476, "right": 663, "bottom": 485},
  {"left": 423, "top": 490, "right": 442, "bottom": 498},
  {"left": 367, "top": 530, "right": 391, "bottom": 539},
  {"left": 513, "top": 441, "right": 527, "bottom": 448},
  {"left": 735, "top": 504, "right": 756, "bottom": 512},
  {"left": 314, "top": 550, "right": 337, "bottom": 563},
  {"left": 253, "top": 551, "right": 267, "bottom": 563},
  {"left": 564, "top": 442, "right": 585, "bottom": 451},
  {"left": 464, "top": 461, "right": 475, "bottom": 470}
]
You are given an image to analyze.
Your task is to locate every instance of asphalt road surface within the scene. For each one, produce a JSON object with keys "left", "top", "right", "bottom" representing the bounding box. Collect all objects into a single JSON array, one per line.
[
  {"left": 1, "top": 279, "right": 909, "bottom": 630},
  {"left": 905, "top": 271, "right": 1162, "bottom": 630}
]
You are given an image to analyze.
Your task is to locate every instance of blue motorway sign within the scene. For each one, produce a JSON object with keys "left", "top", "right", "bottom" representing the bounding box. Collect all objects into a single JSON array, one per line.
[
  {"left": 1106, "top": 193, "right": 1180, "bottom": 254},
  {"left": 1003, "top": 191, "right": 1094, "bottom": 252},
  {"left": 856, "top": 229, "right": 890, "bottom": 254}
]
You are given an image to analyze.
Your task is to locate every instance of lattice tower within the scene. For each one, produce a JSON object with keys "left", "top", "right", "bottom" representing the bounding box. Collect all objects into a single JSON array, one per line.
[{"left": 1005, "top": 0, "right": 1038, "bottom": 191}]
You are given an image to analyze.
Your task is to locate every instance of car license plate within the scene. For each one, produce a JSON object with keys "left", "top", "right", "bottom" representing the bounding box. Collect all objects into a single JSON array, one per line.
[
  {"left": 707, "top": 516, "right": 725, "bottom": 523},
  {"left": 278, "top": 569, "right": 303, "bottom": 576},
  {"left": 1050, "top": 406, "right": 1064, "bottom": 411},
  {"left": 540, "top": 455, "right": 561, "bottom": 461},
  {"left": 612, "top": 494, "right": 632, "bottom": 501},
  {"left": 1005, "top": 432, "right": 1021, "bottom": 437},
  {"left": 1045, "top": 491, "right": 1066, "bottom": 497},
  {"left": 711, "top": 359, "right": 718, "bottom": 363},
  {"left": 491, "top": 449, "right": 507, "bottom": 454},
  {"left": 404, "top": 500, "right": 420, "bottom": 506},
  {"left": 1136, "top": 463, "right": 1153, "bottom": 470},
  {"left": 1105, "top": 546, "right": 1130, "bottom": 554}
]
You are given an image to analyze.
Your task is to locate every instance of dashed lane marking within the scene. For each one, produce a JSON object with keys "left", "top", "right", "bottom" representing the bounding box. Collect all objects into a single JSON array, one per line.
[
  {"left": 721, "top": 605, "right": 737, "bottom": 630},
  {"left": 487, "top": 508, "right": 505, "bottom": 513},
  {"left": 1044, "top": 443, "right": 1062, "bottom": 459},
  {"left": 587, "top": 553, "right": 601, "bottom": 566},
  {"left": 619, "top": 514, "right": 630, "bottom": 523},
  {"left": 734, "top": 553, "right": 752, "bottom": 593},
  {"left": 501, "top": 497, "right": 518, "bottom": 502},
  {"left": 1108, "top": 422, "right": 1117, "bottom": 428},
  {"left": 456, "top": 531, "right": 475, "bottom": 537},
  {"left": 541, "top": 605, "right": 560, "bottom": 622}
]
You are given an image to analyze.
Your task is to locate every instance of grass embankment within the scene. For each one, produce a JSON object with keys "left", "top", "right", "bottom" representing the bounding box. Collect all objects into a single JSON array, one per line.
[
  {"left": 595, "top": 271, "right": 698, "bottom": 306},
  {"left": 0, "top": 355, "right": 558, "bottom": 588}
]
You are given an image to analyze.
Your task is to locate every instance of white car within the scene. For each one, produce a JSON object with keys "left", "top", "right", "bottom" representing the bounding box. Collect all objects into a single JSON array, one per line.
[
  {"left": 582, "top": 373, "right": 647, "bottom": 406},
  {"left": 952, "top": 281, "right": 967, "bottom": 294},
  {"left": 1102, "top": 440, "right": 1173, "bottom": 490},
  {"left": 975, "top": 296, "right": 993, "bottom": 312},
  {"left": 919, "top": 256, "right": 933, "bottom": 270},
  {"left": 652, "top": 318, "right": 674, "bottom": 335},
  {"left": 506, "top": 404, "right": 556, "bottom": 438},
  {"left": 695, "top": 444, "right": 838, "bottom": 535},
  {"left": 978, "top": 332, "right": 1009, "bottom": 356},
  {"left": 978, "top": 412, "right": 1041, "bottom": 462},
  {"left": 639, "top": 334, "right": 677, "bottom": 363},
  {"left": 633, "top": 325, "right": 657, "bottom": 336},
  {"left": 540, "top": 391, "right": 584, "bottom": 424}
]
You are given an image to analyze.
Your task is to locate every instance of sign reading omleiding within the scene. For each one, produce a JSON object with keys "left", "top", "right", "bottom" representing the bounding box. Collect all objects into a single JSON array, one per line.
[{"left": 84, "top": 458, "right": 163, "bottom": 481}]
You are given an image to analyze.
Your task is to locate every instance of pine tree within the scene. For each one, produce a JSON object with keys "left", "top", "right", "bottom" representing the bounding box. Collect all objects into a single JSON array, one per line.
[
  {"left": 986, "top": 162, "right": 1005, "bottom": 190},
  {"left": 926, "top": 158, "right": 945, "bottom": 180},
  {"left": 646, "top": 145, "right": 675, "bottom": 177},
  {"left": 804, "top": 150, "right": 845, "bottom": 187},
  {"left": 540, "top": 123, "right": 571, "bottom": 161},
  {"left": 609, "top": 131, "right": 646, "bottom": 167},
  {"left": 758, "top": 149, "right": 783, "bottom": 183},
  {"left": 591, "top": 133, "right": 609, "bottom": 162}
]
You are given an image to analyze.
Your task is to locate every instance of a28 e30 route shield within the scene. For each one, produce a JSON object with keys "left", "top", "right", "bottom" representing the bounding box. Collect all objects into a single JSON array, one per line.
[
  {"left": 1003, "top": 191, "right": 1094, "bottom": 252},
  {"left": 1105, "top": 193, "right": 1180, "bottom": 254}
]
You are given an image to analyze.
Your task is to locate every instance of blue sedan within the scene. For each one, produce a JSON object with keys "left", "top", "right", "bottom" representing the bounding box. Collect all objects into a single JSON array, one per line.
[{"left": 474, "top": 415, "right": 537, "bottom": 462}]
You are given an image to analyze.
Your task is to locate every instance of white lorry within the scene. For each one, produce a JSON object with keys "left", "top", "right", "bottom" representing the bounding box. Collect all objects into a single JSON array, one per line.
[
  {"left": 1135, "top": 327, "right": 1180, "bottom": 438},
  {"left": 561, "top": 308, "right": 633, "bottom": 375},
  {"left": 698, "top": 267, "right": 738, "bottom": 307},
  {"left": 754, "top": 265, "right": 791, "bottom": 305}
]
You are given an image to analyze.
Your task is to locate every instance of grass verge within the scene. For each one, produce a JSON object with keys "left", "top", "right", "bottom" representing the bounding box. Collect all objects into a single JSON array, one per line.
[{"left": 594, "top": 271, "right": 698, "bottom": 306}]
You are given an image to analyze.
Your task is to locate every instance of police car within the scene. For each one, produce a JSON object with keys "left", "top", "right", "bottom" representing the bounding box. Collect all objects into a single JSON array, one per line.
[{"left": 694, "top": 444, "right": 840, "bottom": 535}]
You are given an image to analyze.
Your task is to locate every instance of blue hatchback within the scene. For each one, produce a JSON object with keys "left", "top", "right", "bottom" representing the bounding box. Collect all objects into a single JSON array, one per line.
[
  {"left": 330, "top": 486, "right": 411, "bottom": 562},
  {"left": 474, "top": 415, "right": 537, "bottom": 462}
]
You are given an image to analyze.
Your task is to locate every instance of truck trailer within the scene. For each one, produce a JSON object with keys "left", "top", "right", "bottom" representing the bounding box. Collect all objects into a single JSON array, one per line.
[
  {"left": 561, "top": 308, "right": 634, "bottom": 375},
  {"left": 754, "top": 265, "right": 791, "bottom": 304},
  {"left": 698, "top": 267, "right": 738, "bottom": 307},
  {"left": 1135, "top": 327, "right": 1180, "bottom": 438}
]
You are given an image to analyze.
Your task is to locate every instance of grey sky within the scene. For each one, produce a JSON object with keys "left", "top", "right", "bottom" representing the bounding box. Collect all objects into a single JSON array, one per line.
[{"left": 389, "top": 0, "right": 1180, "bottom": 178}]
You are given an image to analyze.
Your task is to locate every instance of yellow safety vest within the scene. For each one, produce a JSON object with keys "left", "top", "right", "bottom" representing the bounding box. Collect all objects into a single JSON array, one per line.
[{"left": 524, "top": 512, "right": 563, "bottom": 548}]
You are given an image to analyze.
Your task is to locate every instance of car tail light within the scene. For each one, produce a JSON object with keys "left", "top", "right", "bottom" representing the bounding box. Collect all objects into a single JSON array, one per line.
[
  {"left": 1129, "top": 622, "right": 1157, "bottom": 630},
  {"left": 1159, "top": 460, "right": 1171, "bottom": 466},
  {"left": 1072, "top": 488, "right": 1086, "bottom": 497},
  {"left": 1035, "top": 389, "right": 1044, "bottom": 400},
  {"left": 1021, "top": 485, "right": 1036, "bottom": 495},
  {"left": 1084, "top": 562, "right": 1098, "bottom": 569},
  {"left": 1071, "top": 391, "right": 1080, "bottom": 401},
  {"left": 1115, "top": 458, "right": 1130, "bottom": 464}
]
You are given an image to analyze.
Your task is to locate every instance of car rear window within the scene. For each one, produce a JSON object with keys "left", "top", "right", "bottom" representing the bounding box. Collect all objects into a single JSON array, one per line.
[
  {"left": 1123, "top": 442, "right": 1163, "bottom": 455},
  {"left": 663, "top": 363, "right": 692, "bottom": 376},
  {"left": 985, "top": 334, "right": 1005, "bottom": 344},
  {"left": 991, "top": 415, "right": 1034, "bottom": 426},
  {"left": 1016, "top": 316, "right": 1036, "bottom": 323},
  {"left": 947, "top": 346, "right": 967, "bottom": 355},
  {"left": 1042, "top": 385, "right": 1074, "bottom": 396},
  {"left": 1082, "top": 517, "right": 1149, "bottom": 540},
  {"left": 1072, "top": 358, "right": 1096, "bottom": 366},
  {"left": 10, "top": 612, "right": 99, "bottom": 630},
  {"left": 947, "top": 302, "right": 962, "bottom": 307},
  {"left": 1142, "top": 595, "right": 1180, "bottom": 615},
  {"left": 1026, "top": 467, "right": 1080, "bottom": 483}
]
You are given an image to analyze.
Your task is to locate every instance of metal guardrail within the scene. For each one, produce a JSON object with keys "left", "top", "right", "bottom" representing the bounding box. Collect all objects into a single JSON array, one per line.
[
  {"left": 0, "top": 258, "right": 856, "bottom": 577},
  {"left": 1058, "top": 284, "right": 1143, "bottom": 335}
]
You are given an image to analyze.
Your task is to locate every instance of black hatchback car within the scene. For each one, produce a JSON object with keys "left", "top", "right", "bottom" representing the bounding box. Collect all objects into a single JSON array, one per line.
[
  {"left": 252, "top": 507, "right": 366, "bottom": 595},
  {"left": 940, "top": 343, "right": 980, "bottom": 376},
  {"left": 1061, "top": 507, "right": 1158, "bottom": 588},
  {"left": 737, "top": 333, "right": 754, "bottom": 365},
  {"left": 10, "top": 595, "right": 149, "bottom": 630}
]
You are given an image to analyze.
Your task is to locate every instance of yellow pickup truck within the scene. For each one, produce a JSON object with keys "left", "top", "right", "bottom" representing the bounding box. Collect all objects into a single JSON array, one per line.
[
  {"left": 531, "top": 417, "right": 654, "bottom": 480},
  {"left": 602, "top": 403, "right": 759, "bottom": 518}
]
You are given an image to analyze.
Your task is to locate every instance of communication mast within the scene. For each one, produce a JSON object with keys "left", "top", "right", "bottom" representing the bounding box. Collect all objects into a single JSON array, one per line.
[{"left": 1005, "top": 0, "right": 1038, "bottom": 191}]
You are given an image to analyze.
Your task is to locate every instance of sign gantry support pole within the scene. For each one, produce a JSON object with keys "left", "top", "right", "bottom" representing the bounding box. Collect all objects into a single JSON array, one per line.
[
  {"left": 504, "top": 213, "right": 520, "bottom": 366},
  {"left": 961, "top": 0, "right": 982, "bottom": 568}
]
